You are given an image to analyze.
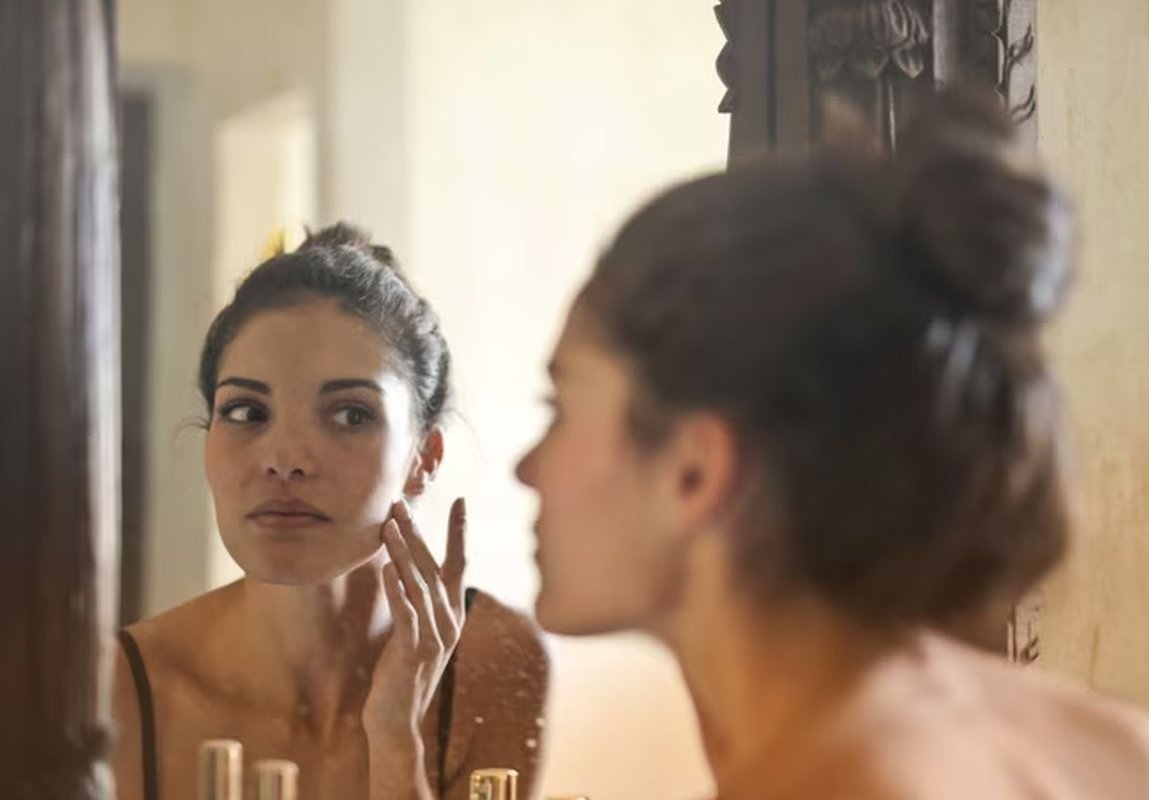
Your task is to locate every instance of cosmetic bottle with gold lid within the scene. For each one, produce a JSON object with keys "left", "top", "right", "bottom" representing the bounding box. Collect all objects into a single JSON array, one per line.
[
  {"left": 254, "top": 759, "right": 299, "bottom": 800},
  {"left": 469, "top": 768, "right": 519, "bottom": 800}
]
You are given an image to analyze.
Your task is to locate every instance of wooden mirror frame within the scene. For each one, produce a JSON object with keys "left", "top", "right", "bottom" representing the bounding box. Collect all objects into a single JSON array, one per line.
[{"left": 0, "top": 0, "right": 122, "bottom": 794}]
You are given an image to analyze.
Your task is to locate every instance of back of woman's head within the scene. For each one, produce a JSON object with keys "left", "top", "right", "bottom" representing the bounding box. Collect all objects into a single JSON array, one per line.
[
  {"left": 581, "top": 90, "right": 1075, "bottom": 627},
  {"left": 198, "top": 223, "right": 450, "bottom": 431}
]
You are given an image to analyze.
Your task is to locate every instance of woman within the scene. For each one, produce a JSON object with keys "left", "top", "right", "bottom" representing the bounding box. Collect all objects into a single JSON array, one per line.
[
  {"left": 114, "top": 225, "right": 548, "bottom": 800},
  {"left": 517, "top": 92, "right": 1149, "bottom": 799}
]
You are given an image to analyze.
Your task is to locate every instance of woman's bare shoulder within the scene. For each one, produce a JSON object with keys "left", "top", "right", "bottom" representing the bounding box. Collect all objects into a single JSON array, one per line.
[
  {"left": 445, "top": 591, "right": 549, "bottom": 794},
  {"left": 113, "top": 584, "right": 244, "bottom": 798},
  {"left": 933, "top": 633, "right": 1149, "bottom": 793},
  {"left": 948, "top": 634, "right": 1149, "bottom": 731},
  {"left": 121, "top": 581, "right": 244, "bottom": 681},
  {"left": 461, "top": 590, "right": 549, "bottom": 666},
  {"left": 454, "top": 589, "right": 550, "bottom": 706},
  {"left": 112, "top": 641, "right": 146, "bottom": 800}
]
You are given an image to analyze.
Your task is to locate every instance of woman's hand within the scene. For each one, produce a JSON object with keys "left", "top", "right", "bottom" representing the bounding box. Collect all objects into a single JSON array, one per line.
[{"left": 364, "top": 497, "right": 467, "bottom": 800}]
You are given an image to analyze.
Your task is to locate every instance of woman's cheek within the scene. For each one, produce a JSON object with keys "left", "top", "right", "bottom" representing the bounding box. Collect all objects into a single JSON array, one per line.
[
  {"left": 203, "top": 430, "right": 241, "bottom": 494},
  {"left": 334, "top": 437, "right": 398, "bottom": 519}
]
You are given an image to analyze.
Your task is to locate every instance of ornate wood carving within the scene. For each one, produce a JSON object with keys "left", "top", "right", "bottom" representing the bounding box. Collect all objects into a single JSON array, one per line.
[
  {"left": 714, "top": 0, "right": 780, "bottom": 160},
  {"left": 0, "top": 0, "right": 122, "bottom": 795},
  {"left": 807, "top": 0, "right": 932, "bottom": 151},
  {"left": 714, "top": 0, "right": 740, "bottom": 114},
  {"left": 717, "top": 0, "right": 1039, "bottom": 153},
  {"left": 1009, "top": 592, "right": 1042, "bottom": 665},
  {"left": 970, "top": 0, "right": 1037, "bottom": 124}
]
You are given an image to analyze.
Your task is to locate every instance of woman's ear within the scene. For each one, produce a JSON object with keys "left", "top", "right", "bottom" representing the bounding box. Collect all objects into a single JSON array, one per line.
[
  {"left": 404, "top": 426, "right": 445, "bottom": 498},
  {"left": 664, "top": 412, "right": 741, "bottom": 532}
]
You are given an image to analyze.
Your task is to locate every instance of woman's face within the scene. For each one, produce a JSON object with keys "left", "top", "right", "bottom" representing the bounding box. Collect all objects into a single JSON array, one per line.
[
  {"left": 205, "top": 299, "right": 424, "bottom": 585},
  {"left": 516, "top": 309, "right": 694, "bottom": 636}
]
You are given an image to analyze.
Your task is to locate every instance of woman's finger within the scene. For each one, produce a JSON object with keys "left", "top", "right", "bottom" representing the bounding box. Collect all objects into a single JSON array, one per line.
[
  {"left": 392, "top": 500, "right": 462, "bottom": 641},
  {"left": 442, "top": 498, "right": 468, "bottom": 614},
  {"left": 382, "top": 517, "right": 442, "bottom": 657},
  {"left": 381, "top": 560, "right": 417, "bottom": 650},
  {"left": 392, "top": 501, "right": 451, "bottom": 594}
]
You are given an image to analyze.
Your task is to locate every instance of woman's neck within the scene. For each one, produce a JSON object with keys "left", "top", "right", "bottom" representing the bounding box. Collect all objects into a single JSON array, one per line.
[
  {"left": 220, "top": 558, "right": 395, "bottom": 738},
  {"left": 654, "top": 535, "right": 897, "bottom": 795}
]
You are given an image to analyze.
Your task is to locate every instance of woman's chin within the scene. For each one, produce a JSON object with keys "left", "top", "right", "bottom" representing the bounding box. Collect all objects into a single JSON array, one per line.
[
  {"left": 534, "top": 589, "right": 631, "bottom": 637},
  {"left": 231, "top": 539, "right": 384, "bottom": 587}
]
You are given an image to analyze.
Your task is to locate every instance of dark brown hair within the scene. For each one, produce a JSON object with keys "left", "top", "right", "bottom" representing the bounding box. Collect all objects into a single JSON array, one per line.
[
  {"left": 580, "top": 91, "right": 1075, "bottom": 627},
  {"left": 198, "top": 223, "right": 450, "bottom": 431}
]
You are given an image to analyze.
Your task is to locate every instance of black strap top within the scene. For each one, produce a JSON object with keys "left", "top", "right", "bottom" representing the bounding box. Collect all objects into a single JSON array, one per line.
[
  {"left": 118, "top": 628, "right": 159, "bottom": 800},
  {"left": 118, "top": 587, "right": 477, "bottom": 800}
]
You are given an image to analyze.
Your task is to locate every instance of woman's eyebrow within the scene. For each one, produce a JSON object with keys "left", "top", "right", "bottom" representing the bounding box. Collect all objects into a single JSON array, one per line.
[
  {"left": 216, "top": 376, "right": 270, "bottom": 394},
  {"left": 320, "top": 378, "right": 384, "bottom": 395}
]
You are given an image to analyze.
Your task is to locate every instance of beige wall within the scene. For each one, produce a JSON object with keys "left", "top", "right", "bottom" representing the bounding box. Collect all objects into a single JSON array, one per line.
[
  {"left": 1039, "top": 0, "right": 1149, "bottom": 704},
  {"left": 120, "top": 0, "right": 191, "bottom": 66}
]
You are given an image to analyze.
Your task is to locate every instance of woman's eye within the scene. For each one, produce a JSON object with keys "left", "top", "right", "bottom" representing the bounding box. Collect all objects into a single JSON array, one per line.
[
  {"left": 331, "top": 406, "right": 375, "bottom": 428},
  {"left": 218, "top": 402, "right": 267, "bottom": 424}
]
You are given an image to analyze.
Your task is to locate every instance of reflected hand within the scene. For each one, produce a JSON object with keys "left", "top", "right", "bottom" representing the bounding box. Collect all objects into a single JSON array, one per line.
[{"left": 364, "top": 497, "right": 467, "bottom": 800}]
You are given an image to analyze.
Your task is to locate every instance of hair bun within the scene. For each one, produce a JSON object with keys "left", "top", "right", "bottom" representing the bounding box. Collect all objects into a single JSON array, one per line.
[
  {"left": 300, "top": 222, "right": 397, "bottom": 267},
  {"left": 894, "top": 89, "right": 1074, "bottom": 329}
]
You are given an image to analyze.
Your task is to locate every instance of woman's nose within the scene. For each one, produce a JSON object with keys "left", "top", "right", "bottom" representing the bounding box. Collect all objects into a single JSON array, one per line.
[
  {"left": 264, "top": 460, "right": 308, "bottom": 480},
  {"left": 515, "top": 445, "right": 537, "bottom": 487},
  {"left": 261, "top": 433, "right": 317, "bottom": 480}
]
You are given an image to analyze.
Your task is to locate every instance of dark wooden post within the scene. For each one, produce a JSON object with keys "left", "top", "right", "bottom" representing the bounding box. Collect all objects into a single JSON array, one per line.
[
  {"left": 0, "top": 0, "right": 122, "bottom": 796},
  {"left": 714, "top": 0, "right": 1040, "bottom": 661}
]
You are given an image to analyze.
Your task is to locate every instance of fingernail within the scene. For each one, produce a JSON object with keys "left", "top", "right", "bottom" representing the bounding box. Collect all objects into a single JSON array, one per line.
[
  {"left": 393, "top": 499, "right": 411, "bottom": 520},
  {"left": 382, "top": 519, "right": 399, "bottom": 540}
]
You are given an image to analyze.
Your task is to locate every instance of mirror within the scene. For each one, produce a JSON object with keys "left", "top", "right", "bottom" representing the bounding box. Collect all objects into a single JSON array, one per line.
[{"left": 116, "top": 1, "right": 724, "bottom": 797}]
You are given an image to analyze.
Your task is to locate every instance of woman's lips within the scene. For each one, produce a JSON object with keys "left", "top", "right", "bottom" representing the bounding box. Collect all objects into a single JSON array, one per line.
[
  {"left": 247, "top": 511, "right": 332, "bottom": 529},
  {"left": 246, "top": 498, "right": 332, "bottom": 528}
]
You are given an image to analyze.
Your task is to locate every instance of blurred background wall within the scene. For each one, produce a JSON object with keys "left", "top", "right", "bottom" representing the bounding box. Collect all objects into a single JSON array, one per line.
[{"left": 1040, "top": 0, "right": 1149, "bottom": 707}]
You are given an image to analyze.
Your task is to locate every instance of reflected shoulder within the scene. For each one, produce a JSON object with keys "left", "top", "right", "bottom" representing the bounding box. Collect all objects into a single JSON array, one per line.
[
  {"left": 460, "top": 589, "right": 550, "bottom": 683},
  {"left": 119, "top": 580, "right": 244, "bottom": 681}
]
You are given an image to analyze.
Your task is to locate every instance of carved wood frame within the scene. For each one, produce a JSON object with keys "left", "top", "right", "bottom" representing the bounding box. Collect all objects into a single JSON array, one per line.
[
  {"left": 717, "top": 0, "right": 1037, "bottom": 158},
  {"left": 0, "top": 0, "right": 122, "bottom": 793}
]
